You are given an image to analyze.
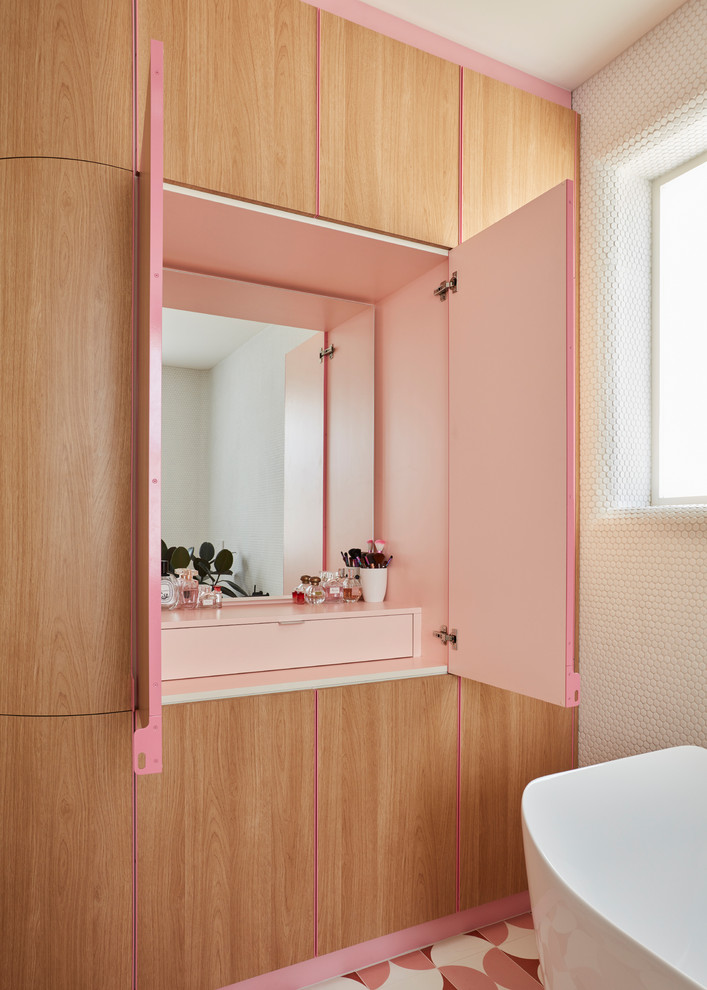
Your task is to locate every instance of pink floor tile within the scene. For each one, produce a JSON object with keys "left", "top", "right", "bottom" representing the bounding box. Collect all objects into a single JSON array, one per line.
[
  {"left": 357, "top": 961, "right": 392, "bottom": 989},
  {"left": 482, "top": 947, "right": 542, "bottom": 989},
  {"left": 392, "top": 949, "right": 437, "bottom": 971}
]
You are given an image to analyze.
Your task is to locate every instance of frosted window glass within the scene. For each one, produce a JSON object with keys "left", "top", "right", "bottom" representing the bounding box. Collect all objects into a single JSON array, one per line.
[{"left": 653, "top": 156, "right": 707, "bottom": 504}]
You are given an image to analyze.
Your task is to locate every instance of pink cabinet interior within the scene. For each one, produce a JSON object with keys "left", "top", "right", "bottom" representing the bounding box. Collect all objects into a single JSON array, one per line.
[{"left": 139, "top": 135, "right": 577, "bottom": 711}]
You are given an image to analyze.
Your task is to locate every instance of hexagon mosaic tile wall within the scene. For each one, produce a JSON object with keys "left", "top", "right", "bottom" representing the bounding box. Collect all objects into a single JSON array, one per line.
[{"left": 572, "top": 0, "right": 707, "bottom": 766}]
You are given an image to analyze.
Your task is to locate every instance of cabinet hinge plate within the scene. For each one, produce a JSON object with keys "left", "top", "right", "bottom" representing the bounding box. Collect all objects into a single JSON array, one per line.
[
  {"left": 319, "top": 345, "right": 335, "bottom": 361},
  {"left": 433, "top": 271, "right": 458, "bottom": 302},
  {"left": 433, "top": 625, "right": 458, "bottom": 649}
]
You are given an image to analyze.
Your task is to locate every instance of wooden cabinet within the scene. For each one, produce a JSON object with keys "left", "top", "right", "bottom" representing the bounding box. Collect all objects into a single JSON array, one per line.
[
  {"left": 459, "top": 680, "right": 573, "bottom": 908},
  {"left": 0, "top": 159, "right": 133, "bottom": 716},
  {"left": 136, "top": 692, "right": 315, "bottom": 988},
  {"left": 317, "top": 676, "right": 457, "bottom": 953},
  {"left": 0, "top": 0, "right": 132, "bottom": 168},
  {"left": 462, "top": 71, "right": 576, "bottom": 240},
  {"left": 138, "top": 0, "right": 317, "bottom": 214},
  {"left": 0, "top": 712, "right": 133, "bottom": 990},
  {"left": 319, "top": 13, "right": 459, "bottom": 247}
]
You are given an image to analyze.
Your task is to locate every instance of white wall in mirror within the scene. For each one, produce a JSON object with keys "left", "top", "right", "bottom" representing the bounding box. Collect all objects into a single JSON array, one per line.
[{"left": 162, "top": 307, "right": 318, "bottom": 597}]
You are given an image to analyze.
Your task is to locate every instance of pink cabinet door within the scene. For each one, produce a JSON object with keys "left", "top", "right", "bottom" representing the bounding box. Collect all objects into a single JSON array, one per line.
[
  {"left": 448, "top": 181, "right": 579, "bottom": 708},
  {"left": 134, "top": 40, "right": 164, "bottom": 773}
]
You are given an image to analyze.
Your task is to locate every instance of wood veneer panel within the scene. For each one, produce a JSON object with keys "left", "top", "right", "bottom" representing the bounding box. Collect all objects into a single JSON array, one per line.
[
  {"left": 0, "top": 712, "right": 133, "bottom": 989},
  {"left": 318, "top": 676, "right": 457, "bottom": 954},
  {"left": 0, "top": 159, "right": 133, "bottom": 715},
  {"left": 138, "top": 0, "right": 317, "bottom": 214},
  {"left": 137, "top": 693, "right": 315, "bottom": 989},
  {"left": 459, "top": 679, "right": 574, "bottom": 908},
  {"left": 320, "top": 13, "right": 459, "bottom": 247},
  {"left": 463, "top": 70, "right": 576, "bottom": 241},
  {"left": 0, "top": 0, "right": 132, "bottom": 167}
]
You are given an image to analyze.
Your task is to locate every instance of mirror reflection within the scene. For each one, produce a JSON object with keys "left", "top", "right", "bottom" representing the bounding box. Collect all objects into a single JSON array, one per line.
[{"left": 161, "top": 308, "right": 321, "bottom": 597}]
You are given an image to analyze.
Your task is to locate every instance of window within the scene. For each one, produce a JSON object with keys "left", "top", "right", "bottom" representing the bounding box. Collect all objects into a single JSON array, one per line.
[{"left": 651, "top": 151, "right": 707, "bottom": 505}]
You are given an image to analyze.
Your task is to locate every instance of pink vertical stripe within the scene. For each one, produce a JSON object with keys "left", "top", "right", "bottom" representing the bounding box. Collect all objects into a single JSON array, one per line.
[
  {"left": 316, "top": 9, "right": 322, "bottom": 217},
  {"left": 456, "top": 676, "right": 461, "bottom": 912},
  {"left": 321, "top": 331, "right": 328, "bottom": 572},
  {"left": 314, "top": 689, "right": 319, "bottom": 958},
  {"left": 458, "top": 66, "right": 464, "bottom": 246},
  {"left": 565, "top": 178, "right": 579, "bottom": 708}
]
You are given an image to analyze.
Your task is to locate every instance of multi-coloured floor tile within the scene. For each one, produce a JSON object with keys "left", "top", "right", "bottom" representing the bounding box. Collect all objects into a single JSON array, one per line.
[{"left": 303, "top": 912, "right": 543, "bottom": 990}]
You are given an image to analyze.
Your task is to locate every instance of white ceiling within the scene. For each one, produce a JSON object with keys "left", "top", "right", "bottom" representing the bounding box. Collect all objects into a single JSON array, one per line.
[{"left": 357, "top": 0, "right": 688, "bottom": 90}]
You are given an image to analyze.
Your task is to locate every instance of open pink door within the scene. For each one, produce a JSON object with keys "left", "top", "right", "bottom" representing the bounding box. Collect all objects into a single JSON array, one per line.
[
  {"left": 448, "top": 181, "right": 579, "bottom": 708},
  {"left": 134, "top": 40, "right": 164, "bottom": 773}
]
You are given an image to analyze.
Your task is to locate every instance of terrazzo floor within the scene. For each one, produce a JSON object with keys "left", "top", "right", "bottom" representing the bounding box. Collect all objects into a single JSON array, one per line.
[{"left": 304, "top": 913, "right": 543, "bottom": 990}]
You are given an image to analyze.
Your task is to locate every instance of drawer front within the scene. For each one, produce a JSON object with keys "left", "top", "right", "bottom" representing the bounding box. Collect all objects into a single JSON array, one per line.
[{"left": 162, "top": 613, "right": 415, "bottom": 680}]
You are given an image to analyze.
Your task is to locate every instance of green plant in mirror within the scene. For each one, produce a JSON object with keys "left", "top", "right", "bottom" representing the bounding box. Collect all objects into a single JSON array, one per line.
[{"left": 161, "top": 539, "right": 251, "bottom": 598}]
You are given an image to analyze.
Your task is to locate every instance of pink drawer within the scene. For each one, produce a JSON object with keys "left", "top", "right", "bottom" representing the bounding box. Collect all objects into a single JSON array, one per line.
[{"left": 162, "top": 612, "right": 416, "bottom": 680}]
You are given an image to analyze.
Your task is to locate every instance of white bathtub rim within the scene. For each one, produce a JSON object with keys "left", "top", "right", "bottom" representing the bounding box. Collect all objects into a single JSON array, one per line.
[{"left": 522, "top": 746, "right": 707, "bottom": 990}]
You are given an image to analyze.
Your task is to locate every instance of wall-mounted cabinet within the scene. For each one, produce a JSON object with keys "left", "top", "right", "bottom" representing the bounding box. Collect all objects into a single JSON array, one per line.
[
  {"left": 462, "top": 70, "right": 576, "bottom": 241},
  {"left": 0, "top": 0, "right": 132, "bottom": 167},
  {"left": 0, "top": 158, "right": 133, "bottom": 717},
  {"left": 319, "top": 13, "right": 460, "bottom": 247},
  {"left": 138, "top": 0, "right": 317, "bottom": 214}
]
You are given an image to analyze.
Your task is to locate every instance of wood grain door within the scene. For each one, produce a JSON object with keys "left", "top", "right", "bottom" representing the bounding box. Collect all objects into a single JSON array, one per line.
[
  {"left": 0, "top": 712, "right": 133, "bottom": 990},
  {"left": 317, "top": 676, "right": 457, "bottom": 954},
  {"left": 0, "top": 0, "right": 132, "bottom": 168},
  {"left": 136, "top": 693, "right": 316, "bottom": 989},
  {"left": 462, "top": 71, "right": 576, "bottom": 241},
  {"left": 138, "top": 0, "right": 317, "bottom": 214},
  {"left": 459, "top": 680, "right": 574, "bottom": 907},
  {"left": 319, "top": 13, "right": 459, "bottom": 247},
  {"left": 0, "top": 158, "right": 133, "bottom": 716}
]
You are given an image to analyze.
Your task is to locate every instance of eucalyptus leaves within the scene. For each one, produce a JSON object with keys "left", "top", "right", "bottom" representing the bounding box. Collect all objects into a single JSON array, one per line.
[{"left": 161, "top": 540, "right": 248, "bottom": 599}]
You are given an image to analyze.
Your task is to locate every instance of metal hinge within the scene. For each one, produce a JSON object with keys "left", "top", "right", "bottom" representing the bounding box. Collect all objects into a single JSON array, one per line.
[
  {"left": 433, "top": 271, "right": 458, "bottom": 302},
  {"left": 319, "top": 345, "right": 335, "bottom": 362},
  {"left": 433, "top": 625, "right": 458, "bottom": 649}
]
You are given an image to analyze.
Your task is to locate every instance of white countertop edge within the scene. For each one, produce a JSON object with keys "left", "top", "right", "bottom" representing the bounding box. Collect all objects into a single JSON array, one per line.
[{"left": 162, "top": 666, "right": 449, "bottom": 704}]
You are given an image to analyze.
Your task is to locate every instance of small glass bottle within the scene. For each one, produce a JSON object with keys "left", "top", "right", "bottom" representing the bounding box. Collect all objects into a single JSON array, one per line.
[
  {"left": 213, "top": 585, "right": 223, "bottom": 608},
  {"left": 323, "top": 570, "right": 343, "bottom": 602},
  {"left": 161, "top": 560, "right": 179, "bottom": 610},
  {"left": 175, "top": 567, "right": 200, "bottom": 609},
  {"left": 342, "top": 567, "right": 362, "bottom": 603},
  {"left": 200, "top": 585, "right": 216, "bottom": 607},
  {"left": 304, "top": 575, "right": 326, "bottom": 605},
  {"left": 292, "top": 575, "right": 311, "bottom": 604}
]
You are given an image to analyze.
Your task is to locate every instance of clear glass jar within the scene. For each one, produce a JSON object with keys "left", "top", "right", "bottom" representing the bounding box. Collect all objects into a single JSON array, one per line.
[
  {"left": 304, "top": 575, "right": 326, "bottom": 605},
  {"left": 292, "top": 575, "right": 311, "bottom": 604},
  {"left": 342, "top": 568, "right": 362, "bottom": 603}
]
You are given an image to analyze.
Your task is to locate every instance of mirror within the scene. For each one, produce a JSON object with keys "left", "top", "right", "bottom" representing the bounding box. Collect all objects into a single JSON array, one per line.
[{"left": 161, "top": 268, "right": 375, "bottom": 599}]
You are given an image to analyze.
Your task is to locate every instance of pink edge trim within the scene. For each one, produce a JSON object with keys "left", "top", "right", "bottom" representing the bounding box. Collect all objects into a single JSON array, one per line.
[
  {"left": 456, "top": 676, "right": 461, "bottom": 912},
  {"left": 458, "top": 66, "right": 464, "bottom": 245},
  {"left": 134, "top": 39, "right": 164, "bottom": 773},
  {"left": 565, "top": 179, "right": 579, "bottom": 709},
  {"left": 218, "top": 893, "right": 531, "bottom": 990},
  {"left": 322, "top": 331, "right": 328, "bottom": 572},
  {"left": 306, "top": 0, "right": 571, "bottom": 108},
  {"left": 316, "top": 9, "right": 321, "bottom": 217},
  {"left": 314, "top": 690, "right": 319, "bottom": 959}
]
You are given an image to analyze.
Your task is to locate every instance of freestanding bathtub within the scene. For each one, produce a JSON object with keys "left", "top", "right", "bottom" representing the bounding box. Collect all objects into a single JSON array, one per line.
[{"left": 522, "top": 745, "right": 707, "bottom": 990}]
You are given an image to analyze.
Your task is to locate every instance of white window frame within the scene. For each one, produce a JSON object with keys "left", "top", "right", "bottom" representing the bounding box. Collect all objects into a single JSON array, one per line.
[{"left": 651, "top": 149, "right": 707, "bottom": 506}]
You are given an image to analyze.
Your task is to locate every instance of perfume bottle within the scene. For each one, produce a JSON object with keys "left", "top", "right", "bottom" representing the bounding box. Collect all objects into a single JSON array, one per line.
[
  {"left": 175, "top": 567, "right": 200, "bottom": 609},
  {"left": 213, "top": 585, "right": 223, "bottom": 608},
  {"left": 342, "top": 568, "right": 362, "bottom": 603},
  {"left": 304, "top": 575, "right": 326, "bottom": 605},
  {"left": 323, "top": 570, "right": 343, "bottom": 602},
  {"left": 200, "top": 585, "right": 216, "bottom": 607},
  {"left": 161, "top": 560, "right": 179, "bottom": 609},
  {"left": 293, "top": 575, "right": 311, "bottom": 604}
]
